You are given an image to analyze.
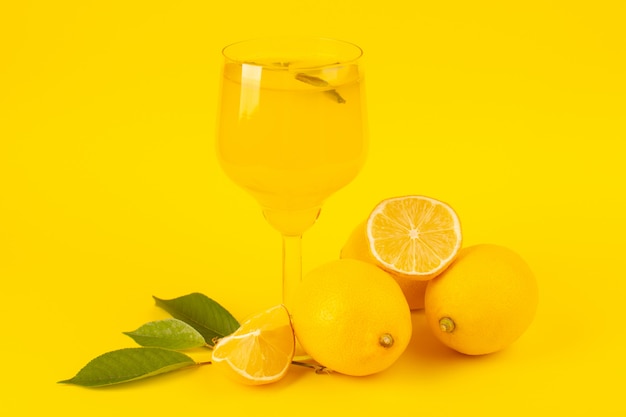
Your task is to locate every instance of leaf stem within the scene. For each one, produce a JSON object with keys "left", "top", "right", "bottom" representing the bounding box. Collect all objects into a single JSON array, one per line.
[{"left": 291, "top": 358, "right": 331, "bottom": 374}]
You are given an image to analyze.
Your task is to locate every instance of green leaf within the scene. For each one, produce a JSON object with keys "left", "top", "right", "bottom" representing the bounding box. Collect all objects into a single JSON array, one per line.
[
  {"left": 59, "top": 347, "right": 196, "bottom": 387},
  {"left": 153, "top": 293, "right": 239, "bottom": 346},
  {"left": 123, "top": 318, "right": 207, "bottom": 350}
]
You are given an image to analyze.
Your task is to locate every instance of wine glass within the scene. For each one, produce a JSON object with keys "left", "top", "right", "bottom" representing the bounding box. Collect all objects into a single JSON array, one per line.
[{"left": 216, "top": 37, "right": 367, "bottom": 309}]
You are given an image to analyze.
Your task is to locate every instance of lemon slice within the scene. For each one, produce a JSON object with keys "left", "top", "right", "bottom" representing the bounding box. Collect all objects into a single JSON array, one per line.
[
  {"left": 366, "top": 195, "right": 462, "bottom": 280},
  {"left": 211, "top": 305, "right": 295, "bottom": 385}
]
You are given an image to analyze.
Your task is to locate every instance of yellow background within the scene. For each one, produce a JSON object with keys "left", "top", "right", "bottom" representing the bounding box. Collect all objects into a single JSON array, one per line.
[{"left": 2, "top": 0, "right": 625, "bottom": 415}]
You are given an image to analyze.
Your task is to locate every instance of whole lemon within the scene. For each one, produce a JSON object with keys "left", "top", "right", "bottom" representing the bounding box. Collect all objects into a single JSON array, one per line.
[
  {"left": 425, "top": 244, "right": 538, "bottom": 355},
  {"left": 341, "top": 221, "right": 428, "bottom": 310},
  {"left": 292, "top": 259, "right": 412, "bottom": 376}
]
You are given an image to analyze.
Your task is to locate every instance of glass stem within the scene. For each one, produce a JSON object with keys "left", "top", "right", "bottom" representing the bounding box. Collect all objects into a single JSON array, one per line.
[{"left": 282, "top": 234, "right": 303, "bottom": 311}]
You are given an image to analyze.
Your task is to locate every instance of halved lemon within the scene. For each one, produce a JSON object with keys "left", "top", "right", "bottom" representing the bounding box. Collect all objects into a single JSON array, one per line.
[
  {"left": 211, "top": 305, "right": 295, "bottom": 385},
  {"left": 366, "top": 195, "right": 462, "bottom": 280}
]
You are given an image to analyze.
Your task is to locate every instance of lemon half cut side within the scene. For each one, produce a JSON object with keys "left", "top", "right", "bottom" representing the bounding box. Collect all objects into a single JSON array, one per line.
[{"left": 366, "top": 195, "right": 462, "bottom": 280}]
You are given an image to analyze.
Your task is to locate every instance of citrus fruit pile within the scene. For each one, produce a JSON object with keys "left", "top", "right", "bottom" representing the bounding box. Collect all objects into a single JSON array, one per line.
[{"left": 211, "top": 195, "right": 538, "bottom": 385}]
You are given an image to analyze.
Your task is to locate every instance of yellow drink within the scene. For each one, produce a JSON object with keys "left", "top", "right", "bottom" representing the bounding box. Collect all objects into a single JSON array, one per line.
[
  {"left": 217, "top": 60, "right": 367, "bottom": 235},
  {"left": 216, "top": 37, "right": 366, "bottom": 307}
]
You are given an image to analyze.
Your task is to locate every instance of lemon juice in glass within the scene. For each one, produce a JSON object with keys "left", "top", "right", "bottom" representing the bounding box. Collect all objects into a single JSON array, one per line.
[{"left": 216, "top": 37, "right": 367, "bottom": 308}]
